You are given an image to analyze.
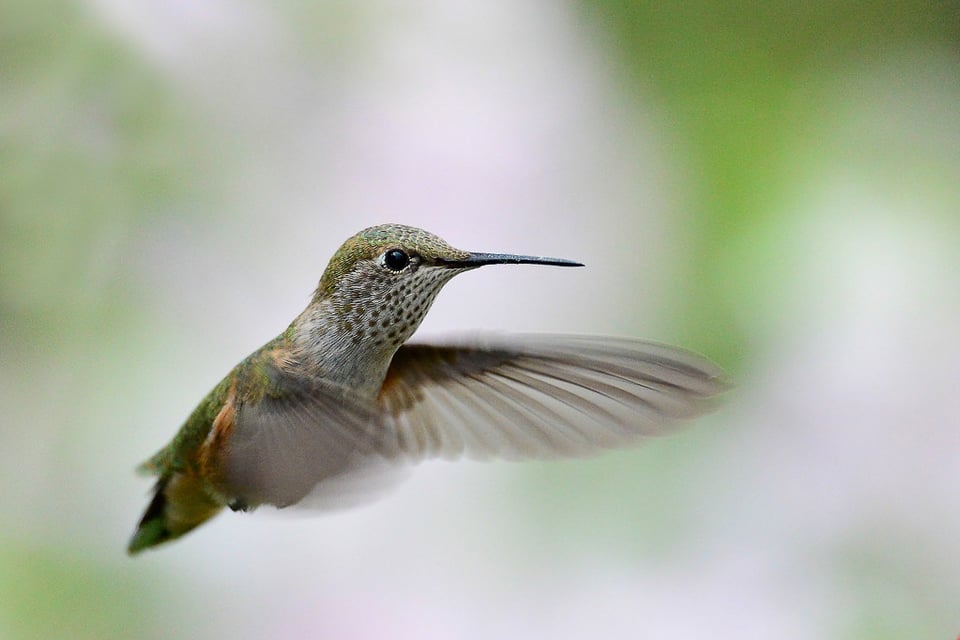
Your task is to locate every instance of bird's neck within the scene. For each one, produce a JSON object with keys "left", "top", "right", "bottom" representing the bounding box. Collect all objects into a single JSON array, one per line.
[{"left": 291, "top": 299, "right": 398, "bottom": 398}]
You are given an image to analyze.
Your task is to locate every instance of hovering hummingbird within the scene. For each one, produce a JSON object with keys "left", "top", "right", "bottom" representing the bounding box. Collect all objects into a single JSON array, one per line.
[{"left": 128, "top": 224, "right": 727, "bottom": 554}]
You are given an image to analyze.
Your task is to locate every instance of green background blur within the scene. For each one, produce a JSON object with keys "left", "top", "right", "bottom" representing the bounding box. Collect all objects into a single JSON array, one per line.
[{"left": 2, "top": 1, "right": 959, "bottom": 638}]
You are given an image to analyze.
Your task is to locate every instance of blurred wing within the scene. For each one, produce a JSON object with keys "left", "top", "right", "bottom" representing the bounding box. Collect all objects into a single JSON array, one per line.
[
  {"left": 224, "top": 370, "right": 397, "bottom": 510},
  {"left": 376, "top": 334, "right": 729, "bottom": 461}
]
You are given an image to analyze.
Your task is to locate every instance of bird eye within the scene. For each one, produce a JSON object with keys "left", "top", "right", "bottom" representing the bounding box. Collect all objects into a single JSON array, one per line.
[{"left": 383, "top": 249, "right": 410, "bottom": 271}]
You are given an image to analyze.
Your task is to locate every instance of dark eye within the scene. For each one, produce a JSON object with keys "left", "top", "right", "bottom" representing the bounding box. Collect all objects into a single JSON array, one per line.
[{"left": 383, "top": 249, "right": 410, "bottom": 271}]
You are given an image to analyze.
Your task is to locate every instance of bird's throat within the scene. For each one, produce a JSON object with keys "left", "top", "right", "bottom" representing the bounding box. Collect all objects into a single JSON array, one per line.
[{"left": 292, "top": 300, "right": 399, "bottom": 397}]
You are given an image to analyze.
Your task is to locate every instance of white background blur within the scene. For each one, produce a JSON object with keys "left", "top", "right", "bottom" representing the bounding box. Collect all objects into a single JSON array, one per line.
[{"left": 1, "top": 1, "right": 958, "bottom": 638}]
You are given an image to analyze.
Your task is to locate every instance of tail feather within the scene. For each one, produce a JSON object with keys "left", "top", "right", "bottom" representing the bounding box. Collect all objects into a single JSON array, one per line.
[
  {"left": 127, "top": 474, "right": 223, "bottom": 555},
  {"left": 127, "top": 479, "right": 174, "bottom": 554}
]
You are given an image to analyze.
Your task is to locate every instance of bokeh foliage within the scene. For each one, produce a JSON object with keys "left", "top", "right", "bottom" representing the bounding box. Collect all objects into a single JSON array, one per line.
[
  {"left": 581, "top": 0, "right": 960, "bottom": 366},
  {"left": 0, "top": 0, "right": 213, "bottom": 350},
  {"left": 2, "top": 2, "right": 215, "bottom": 637}
]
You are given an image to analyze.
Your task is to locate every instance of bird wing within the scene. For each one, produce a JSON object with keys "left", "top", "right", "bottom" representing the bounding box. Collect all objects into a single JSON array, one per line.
[
  {"left": 375, "top": 334, "right": 729, "bottom": 461},
  {"left": 223, "top": 368, "right": 391, "bottom": 509}
]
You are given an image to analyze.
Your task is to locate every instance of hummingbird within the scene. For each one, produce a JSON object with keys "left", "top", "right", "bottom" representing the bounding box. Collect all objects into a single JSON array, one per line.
[{"left": 128, "top": 224, "right": 727, "bottom": 554}]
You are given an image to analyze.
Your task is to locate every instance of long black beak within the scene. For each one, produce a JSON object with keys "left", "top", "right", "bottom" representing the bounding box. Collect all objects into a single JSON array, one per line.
[{"left": 437, "top": 252, "right": 584, "bottom": 268}]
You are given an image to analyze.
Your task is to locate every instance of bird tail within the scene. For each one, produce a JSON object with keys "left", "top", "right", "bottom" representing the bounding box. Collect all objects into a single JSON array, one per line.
[{"left": 127, "top": 474, "right": 223, "bottom": 555}]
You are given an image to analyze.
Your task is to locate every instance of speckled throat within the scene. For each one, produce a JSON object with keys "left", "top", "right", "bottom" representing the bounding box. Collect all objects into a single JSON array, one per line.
[{"left": 294, "top": 261, "right": 469, "bottom": 395}]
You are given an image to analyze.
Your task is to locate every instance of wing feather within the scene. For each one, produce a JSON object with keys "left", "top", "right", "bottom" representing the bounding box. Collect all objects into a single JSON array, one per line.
[
  {"left": 376, "top": 334, "right": 729, "bottom": 461},
  {"left": 220, "top": 334, "right": 729, "bottom": 509},
  {"left": 224, "top": 370, "right": 383, "bottom": 508}
]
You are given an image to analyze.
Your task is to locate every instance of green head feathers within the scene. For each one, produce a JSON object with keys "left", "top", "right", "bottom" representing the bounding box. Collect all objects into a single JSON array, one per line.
[
  {"left": 307, "top": 224, "right": 581, "bottom": 366},
  {"left": 316, "top": 224, "right": 470, "bottom": 299}
]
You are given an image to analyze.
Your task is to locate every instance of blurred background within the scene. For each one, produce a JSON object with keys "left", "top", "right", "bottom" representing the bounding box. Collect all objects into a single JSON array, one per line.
[{"left": 2, "top": 0, "right": 959, "bottom": 638}]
